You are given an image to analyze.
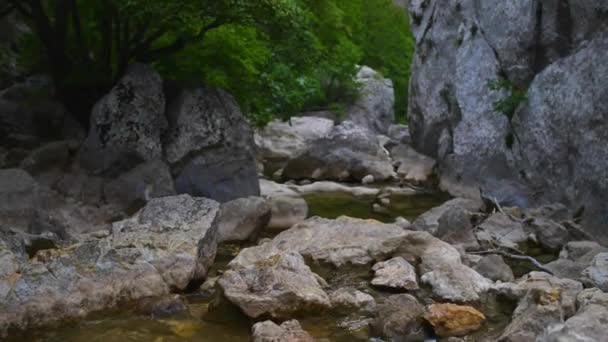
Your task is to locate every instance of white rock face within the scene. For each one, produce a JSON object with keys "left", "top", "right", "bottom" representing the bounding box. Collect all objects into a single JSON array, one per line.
[{"left": 371, "top": 257, "right": 419, "bottom": 290}]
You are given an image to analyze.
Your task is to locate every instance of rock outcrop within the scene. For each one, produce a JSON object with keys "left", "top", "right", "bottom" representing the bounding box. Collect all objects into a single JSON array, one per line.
[
  {"left": 406, "top": 0, "right": 608, "bottom": 242},
  {"left": 166, "top": 86, "right": 260, "bottom": 202},
  {"left": 346, "top": 66, "right": 395, "bottom": 134}
]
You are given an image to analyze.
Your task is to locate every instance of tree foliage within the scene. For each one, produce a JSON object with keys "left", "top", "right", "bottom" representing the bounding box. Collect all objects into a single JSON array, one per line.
[{"left": 3, "top": 0, "right": 414, "bottom": 125}]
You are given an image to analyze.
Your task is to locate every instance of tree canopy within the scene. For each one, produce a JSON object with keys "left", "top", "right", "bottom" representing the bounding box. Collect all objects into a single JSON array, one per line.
[{"left": 1, "top": 0, "right": 414, "bottom": 125}]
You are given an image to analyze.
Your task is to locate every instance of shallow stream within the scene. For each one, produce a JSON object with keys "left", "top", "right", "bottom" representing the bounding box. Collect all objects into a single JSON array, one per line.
[{"left": 7, "top": 191, "right": 457, "bottom": 342}]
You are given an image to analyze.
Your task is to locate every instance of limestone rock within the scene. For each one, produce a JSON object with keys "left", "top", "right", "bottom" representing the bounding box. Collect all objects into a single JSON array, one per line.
[
  {"left": 474, "top": 255, "right": 514, "bottom": 283},
  {"left": 421, "top": 262, "right": 493, "bottom": 302},
  {"left": 230, "top": 216, "right": 407, "bottom": 268},
  {"left": 330, "top": 288, "right": 376, "bottom": 313},
  {"left": 282, "top": 121, "right": 395, "bottom": 182},
  {"left": 218, "top": 197, "right": 271, "bottom": 242},
  {"left": 218, "top": 252, "right": 330, "bottom": 319},
  {"left": 391, "top": 144, "right": 436, "bottom": 184},
  {"left": 260, "top": 179, "right": 308, "bottom": 230},
  {"left": 583, "top": 253, "right": 608, "bottom": 292},
  {"left": 371, "top": 257, "right": 419, "bottom": 291},
  {"left": 412, "top": 198, "right": 482, "bottom": 236},
  {"left": 252, "top": 320, "right": 315, "bottom": 342}
]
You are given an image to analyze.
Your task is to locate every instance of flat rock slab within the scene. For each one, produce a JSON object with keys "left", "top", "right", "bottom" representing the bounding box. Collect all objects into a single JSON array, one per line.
[{"left": 230, "top": 216, "right": 407, "bottom": 268}]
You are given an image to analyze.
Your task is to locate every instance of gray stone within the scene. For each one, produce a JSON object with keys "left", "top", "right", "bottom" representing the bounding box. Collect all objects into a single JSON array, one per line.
[
  {"left": 80, "top": 64, "right": 166, "bottom": 175},
  {"left": 218, "top": 197, "right": 271, "bottom": 242},
  {"left": 330, "top": 288, "right": 376, "bottom": 313},
  {"left": 475, "top": 213, "right": 528, "bottom": 249},
  {"left": 252, "top": 320, "right": 315, "bottom": 342},
  {"left": 387, "top": 124, "right": 411, "bottom": 145},
  {"left": 583, "top": 253, "right": 608, "bottom": 292},
  {"left": 435, "top": 204, "right": 480, "bottom": 251},
  {"left": 391, "top": 144, "right": 436, "bottom": 184},
  {"left": 513, "top": 34, "right": 608, "bottom": 243},
  {"left": 255, "top": 116, "right": 335, "bottom": 165},
  {"left": 0, "top": 194, "right": 220, "bottom": 335},
  {"left": 218, "top": 251, "right": 330, "bottom": 319},
  {"left": 474, "top": 255, "right": 514, "bottom": 282},
  {"left": 282, "top": 121, "right": 395, "bottom": 182},
  {"left": 420, "top": 262, "right": 493, "bottom": 302},
  {"left": 371, "top": 257, "right": 418, "bottom": 290},
  {"left": 260, "top": 179, "right": 308, "bottom": 230},
  {"left": 347, "top": 66, "right": 394, "bottom": 134},
  {"left": 412, "top": 197, "right": 483, "bottom": 235},
  {"left": 0, "top": 169, "right": 54, "bottom": 227},
  {"left": 103, "top": 159, "right": 176, "bottom": 214},
  {"left": 167, "top": 86, "right": 260, "bottom": 202},
  {"left": 361, "top": 174, "right": 375, "bottom": 185},
  {"left": 370, "top": 294, "right": 425, "bottom": 342},
  {"left": 230, "top": 216, "right": 407, "bottom": 268}
]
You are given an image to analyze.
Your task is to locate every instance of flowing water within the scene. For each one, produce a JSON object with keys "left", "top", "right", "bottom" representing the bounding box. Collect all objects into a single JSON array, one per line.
[{"left": 7, "top": 191, "right": 451, "bottom": 342}]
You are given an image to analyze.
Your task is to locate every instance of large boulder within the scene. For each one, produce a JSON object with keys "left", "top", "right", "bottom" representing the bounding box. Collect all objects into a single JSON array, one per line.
[
  {"left": 255, "top": 116, "right": 334, "bottom": 169},
  {"left": 165, "top": 86, "right": 260, "bottom": 202},
  {"left": 217, "top": 251, "right": 330, "bottom": 319},
  {"left": 217, "top": 196, "right": 271, "bottom": 242},
  {"left": 282, "top": 121, "right": 395, "bottom": 182},
  {"left": 0, "top": 195, "right": 220, "bottom": 335},
  {"left": 346, "top": 66, "right": 395, "bottom": 134},
  {"left": 80, "top": 64, "right": 167, "bottom": 175},
  {"left": 230, "top": 216, "right": 407, "bottom": 268}
]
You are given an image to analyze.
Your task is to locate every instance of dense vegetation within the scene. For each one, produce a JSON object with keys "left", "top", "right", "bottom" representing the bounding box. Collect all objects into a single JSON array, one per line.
[{"left": 1, "top": 0, "right": 414, "bottom": 125}]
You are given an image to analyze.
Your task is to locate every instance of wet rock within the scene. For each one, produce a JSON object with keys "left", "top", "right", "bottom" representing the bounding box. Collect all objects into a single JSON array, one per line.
[
  {"left": 282, "top": 121, "right": 395, "bottom": 182},
  {"left": 255, "top": 116, "right": 335, "bottom": 166},
  {"left": 80, "top": 64, "right": 167, "bottom": 175},
  {"left": 134, "top": 295, "right": 189, "bottom": 319},
  {"left": 103, "top": 159, "right": 176, "bottom": 214},
  {"left": 370, "top": 294, "right": 425, "bottom": 342},
  {"left": 166, "top": 86, "right": 260, "bottom": 202},
  {"left": 260, "top": 180, "right": 308, "bottom": 230},
  {"left": 330, "top": 288, "right": 376, "bottom": 313},
  {"left": 371, "top": 257, "right": 418, "bottom": 291},
  {"left": 475, "top": 213, "right": 527, "bottom": 249},
  {"left": 361, "top": 174, "right": 375, "bottom": 185},
  {"left": 412, "top": 198, "right": 482, "bottom": 235},
  {"left": 294, "top": 181, "right": 380, "bottom": 197},
  {"left": 583, "top": 253, "right": 608, "bottom": 291},
  {"left": 218, "top": 197, "right": 271, "bottom": 242},
  {"left": 230, "top": 216, "right": 407, "bottom": 268},
  {"left": 218, "top": 252, "right": 330, "bottom": 319},
  {"left": 252, "top": 320, "right": 315, "bottom": 342},
  {"left": 391, "top": 144, "right": 436, "bottom": 184},
  {"left": 346, "top": 66, "right": 394, "bottom": 135},
  {"left": 474, "top": 255, "right": 514, "bottom": 283},
  {"left": 421, "top": 262, "right": 493, "bottom": 302},
  {"left": 424, "top": 303, "right": 485, "bottom": 337},
  {"left": 0, "top": 194, "right": 221, "bottom": 334}
]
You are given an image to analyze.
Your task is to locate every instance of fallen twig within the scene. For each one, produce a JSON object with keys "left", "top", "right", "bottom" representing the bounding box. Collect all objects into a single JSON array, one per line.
[{"left": 470, "top": 249, "right": 554, "bottom": 275}]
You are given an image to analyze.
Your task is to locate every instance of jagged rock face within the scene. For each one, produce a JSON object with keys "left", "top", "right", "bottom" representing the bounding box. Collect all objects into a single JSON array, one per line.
[
  {"left": 80, "top": 64, "right": 167, "bottom": 175},
  {"left": 165, "top": 86, "right": 260, "bottom": 202},
  {"left": 407, "top": 0, "right": 608, "bottom": 242}
]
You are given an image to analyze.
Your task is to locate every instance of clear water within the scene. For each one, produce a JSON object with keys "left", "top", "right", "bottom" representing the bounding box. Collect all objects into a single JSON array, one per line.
[{"left": 6, "top": 191, "right": 450, "bottom": 342}]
